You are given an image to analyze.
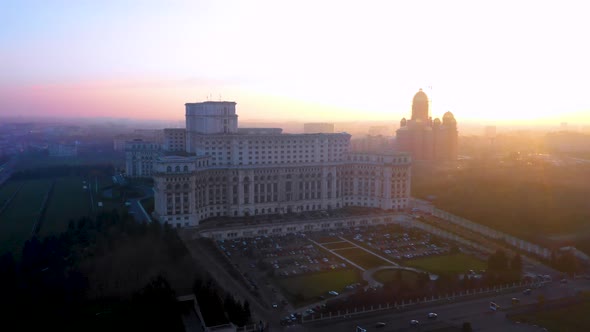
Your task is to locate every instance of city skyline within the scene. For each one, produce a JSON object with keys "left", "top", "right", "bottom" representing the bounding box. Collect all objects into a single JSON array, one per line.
[{"left": 2, "top": 0, "right": 590, "bottom": 125}]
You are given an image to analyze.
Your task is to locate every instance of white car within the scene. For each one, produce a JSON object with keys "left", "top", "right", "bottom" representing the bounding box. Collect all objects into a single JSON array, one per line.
[
  {"left": 427, "top": 312, "right": 438, "bottom": 319},
  {"left": 328, "top": 290, "right": 339, "bottom": 296},
  {"left": 410, "top": 319, "right": 420, "bottom": 326}
]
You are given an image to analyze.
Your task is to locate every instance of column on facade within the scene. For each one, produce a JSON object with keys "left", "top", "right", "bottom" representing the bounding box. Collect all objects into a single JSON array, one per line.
[
  {"left": 383, "top": 166, "right": 393, "bottom": 209},
  {"left": 320, "top": 165, "right": 328, "bottom": 209}
]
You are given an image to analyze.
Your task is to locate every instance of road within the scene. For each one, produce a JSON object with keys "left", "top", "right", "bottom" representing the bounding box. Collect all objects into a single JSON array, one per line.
[
  {"left": 290, "top": 279, "right": 590, "bottom": 332},
  {"left": 127, "top": 184, "right": 153, "bottom": 223},
  {"left": 178, "top": 233, "right": 278, "bottom": 329}
]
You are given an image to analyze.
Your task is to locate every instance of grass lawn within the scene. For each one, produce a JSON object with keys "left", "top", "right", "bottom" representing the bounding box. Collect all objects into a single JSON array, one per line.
[
  {"left": 275, "top": 269, "right": 360, "bottom": 307},
  {"left": 373, "top": 269, "right": 421, "bottom": 286},
  {"left": 322, "top": 242, "right": 357, "bottom": 250},
  {"left": 335, "top": 247, "right": 390, "bottom": 270},
  {"left": 40, "top": 176, "right": 92, "bottom": 237},
  {"left": 14, "top": 151, "right": 123, "bottom": 170},
  {"left": 403, "top": 253, "right": 486, "bottom": 275},
  {"left": 0, "top": 180, "right": 24, "bottom": 207},
  {"left": 0, "top": 179, "right": 53, "bottom": 255},
  {"left": 509, "top": 299, "right": 590, "bottom": 331},
  {"left": 316, "top": 236, "right": 342, "bottom": 244}
]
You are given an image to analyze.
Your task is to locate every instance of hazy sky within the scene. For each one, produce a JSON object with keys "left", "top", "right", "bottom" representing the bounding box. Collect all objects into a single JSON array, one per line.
[{"left": 1, "top": 0, "right": 589, "bottom": 125}]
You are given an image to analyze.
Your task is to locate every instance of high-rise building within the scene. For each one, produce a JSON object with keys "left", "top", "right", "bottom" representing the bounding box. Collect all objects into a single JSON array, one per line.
[
  {"left": 304, "top": 122, "right": 335, "bottom": 133},
  {"left": 396, "top": 89, "right": 458, "bottom": 161},
  {"left": 125, "top": 101, "right": 412, "bottom": 228}
]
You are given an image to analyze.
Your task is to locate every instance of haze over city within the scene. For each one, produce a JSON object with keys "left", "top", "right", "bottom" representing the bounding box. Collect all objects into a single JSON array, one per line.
[
  {"left": 2, "top": 1, "right": 590, "bottom": 332},
  {"left": 2, "top": 0, "right": 589, "bottom": 125}
]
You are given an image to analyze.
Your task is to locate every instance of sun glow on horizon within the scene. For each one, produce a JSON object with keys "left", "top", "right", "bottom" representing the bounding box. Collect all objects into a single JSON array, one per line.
[{"left": 1, "top": 0, "right": 589, "bottom": 126}]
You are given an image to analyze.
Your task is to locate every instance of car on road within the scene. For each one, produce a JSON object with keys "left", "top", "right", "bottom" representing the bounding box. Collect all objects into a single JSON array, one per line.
[
  {"left": 375, "top": 322, "right": 386, "bottom": 328},
  {"left": 523, "top": 288, "right": 532, "bottom": 295},
  {"left": 410, "top": 319, "right": 420, "bottom": 326},
  {"left": 328, "top": 290, "right": 339, "bottom": 296},
  {"left": 511, "top": 298, "right": 520, "bottom": 305},
  {"left": 280, "top": 317, "right": 293, "bottom": 326},
  {"left": 427, "top": 312, "right": 438, "bottom": 319}
]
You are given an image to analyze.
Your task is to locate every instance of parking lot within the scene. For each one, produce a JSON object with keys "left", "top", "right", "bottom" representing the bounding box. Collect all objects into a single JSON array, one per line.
[{"left": 213, "top": 221, "right": 490, "bottom": 320}]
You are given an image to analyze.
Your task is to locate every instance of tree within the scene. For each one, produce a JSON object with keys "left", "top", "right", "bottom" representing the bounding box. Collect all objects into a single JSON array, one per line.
[
  {"left": 132, "top": 275, "right": 184, "bottom": 332},
  {"left": 555, "top": 251, "right": 579, "bottom": 276},
  {"left": 462, "top": 322, "right": 473, "bottom": 332},
  {"left": 510, "top": 253, "right": 523, "bottom": 274},
  {"left": 537, "top": 294, "right": 546, "bottom": 308},
  {"left": 487, "top": 250, "right": 509, "bottom": 272}
]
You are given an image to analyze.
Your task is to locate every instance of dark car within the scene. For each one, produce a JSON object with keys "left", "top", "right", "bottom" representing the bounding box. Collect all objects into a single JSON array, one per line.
[
  {"left": 427, "top": 312, "right": 438, "bottom": 319},
  {"left": 375, "top": 322, "right": 386, "bottom": 328},
  {"left": 410, "top": 319, "right": 420, "bottom": 326}
]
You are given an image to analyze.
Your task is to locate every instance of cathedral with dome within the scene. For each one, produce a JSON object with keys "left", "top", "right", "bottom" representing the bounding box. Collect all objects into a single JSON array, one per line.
[{"left": 395, "top": 89, "right": 458, "bottom": 161}]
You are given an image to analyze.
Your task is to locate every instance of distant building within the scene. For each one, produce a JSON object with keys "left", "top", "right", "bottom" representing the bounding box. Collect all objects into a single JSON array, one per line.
[
  {"left": 114, "top": 129, "right": 164, "bottom": 152},
  {"left": 125, "top": 139, "right": 161, "bottom": 177},
  {"left": 396, "top": 89, "right": 458, "bottom": 161},
  {"left": 351, "top": 135, "right": 395, "bottom": 153},
  {"left": 48, "top": 143, "right": 77, "bottom": 157},
  {"left": 133, "top": 129, "right": 164, "bottom": 143},
  {"left": 368, "top": 126, "right": 390, "bottom": 136},
  {"left": 304, "top": 122, "right": 335, "bottom": 133},
  {"left": 560, "top": 122, "right": 569, "bottom": 131},
  {"left": 114, "top": 134, "right": 134, "bottom": 151},
  {"left": 163, "top": 128, "right": 186, "bottom": 152},
  {"left": 484, "top": 126, "right": 496, "bottom": 139}
]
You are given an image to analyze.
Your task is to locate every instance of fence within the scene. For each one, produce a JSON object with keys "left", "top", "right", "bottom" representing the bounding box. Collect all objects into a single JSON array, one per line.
[
  {"left": 301, "top": 280, "right": 543, "bottom": 324},
  {"left": 410, "top": 198, "right": 569, "bottom": 261}
]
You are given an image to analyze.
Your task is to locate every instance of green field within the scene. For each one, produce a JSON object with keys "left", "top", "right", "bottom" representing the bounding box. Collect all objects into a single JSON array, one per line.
[
  {"left": 335, "top": 247, "right": 391, "bottom": 270},
  {"left": 39, "top": 176, "right": 92, "bottom": 237},
  {"left": 322, "top": 241, "right": 356, "bottom": 250},
  {"left": 0, "top": 179, "right": 53, "bottom": 255},
  {"left": 14, "top": 151, "right": 124, "bottom": 170},
  {"left": 412, "top": 161, "right": 590, "bottom": 252},
  {"left": 373, "top": 269, "right": 421, "bottom": 286},
  {"left": 403, "top": 253, "right": 486, "bottom": 275},
  {"left": 275, "top": 269, "right": 360, "bottom": 307},
  {"left": 0, "top": 180, "right": 24, "bottom": 208},
  {"left": 316, "top": 236, "right": 341, "bottom": 243},
  {"left": 0, "top": 171, "right": 124, "bottom": 256},
  {"left": 509, "top": 299, "right": 590, "bottom": 331}
]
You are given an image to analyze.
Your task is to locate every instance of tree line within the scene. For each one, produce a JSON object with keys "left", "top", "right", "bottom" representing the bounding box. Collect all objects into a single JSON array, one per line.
[
  {"left": 0, "top": 209, "right": 251, "bottom": 331},
  {"left": 10, "top": 164, "right": 114, "bottom": 180}
]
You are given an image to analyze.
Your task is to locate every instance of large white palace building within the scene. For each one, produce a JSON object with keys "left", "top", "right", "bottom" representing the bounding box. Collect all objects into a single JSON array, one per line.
[{"left": 126, "top": 101, "right": 411, "bottom": 228}]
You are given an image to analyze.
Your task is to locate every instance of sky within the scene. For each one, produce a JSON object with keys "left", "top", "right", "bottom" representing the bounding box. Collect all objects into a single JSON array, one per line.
[{"left": 1, "top": 0, "right": 589, "bottom": 125}]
